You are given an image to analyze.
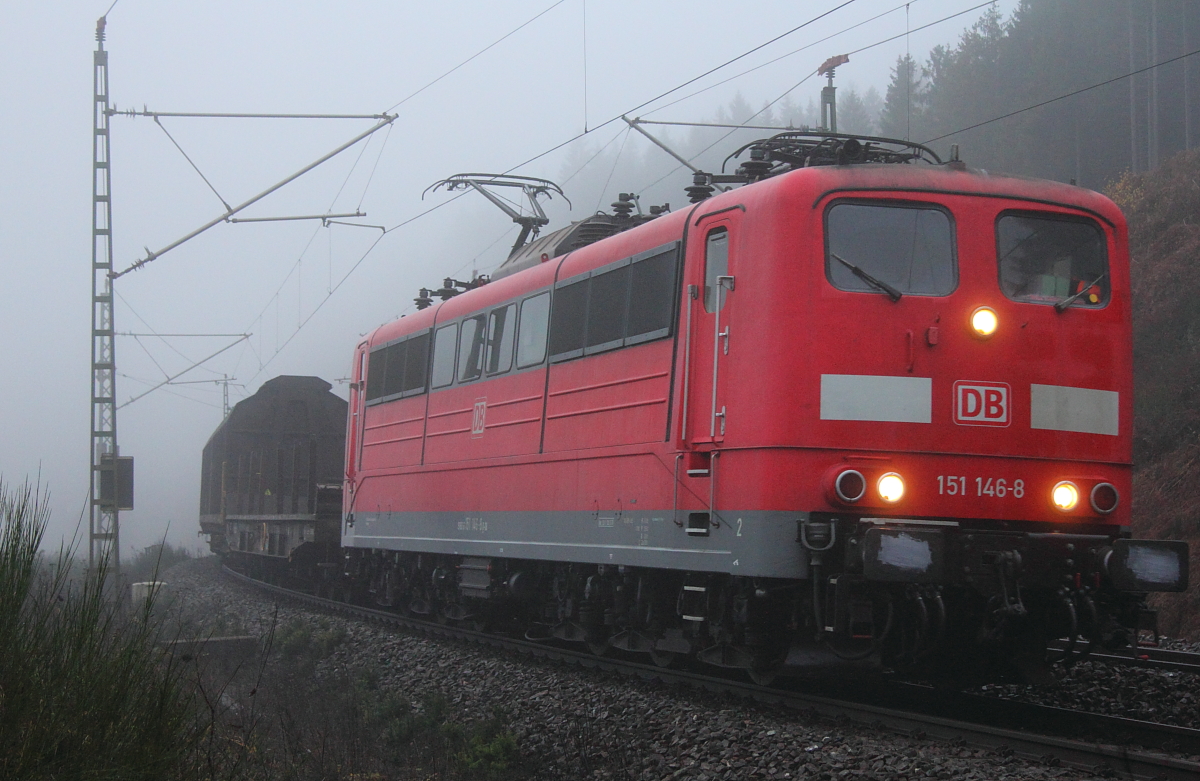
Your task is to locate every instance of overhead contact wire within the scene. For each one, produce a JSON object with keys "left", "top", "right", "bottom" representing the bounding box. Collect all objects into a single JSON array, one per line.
[
  {"left": 635, "top": 0, "right": 995, "bottom": 192},
  {"left": 925, "top": 44, "right": 1200, "bottom": 143},
  {"left": 383, "top": 0, "right": 568, "bottom": 114},
  {"left": 247, "top": 1, "right": 865, "bottom": 376},
  {"left": 499, "top": 0, "right": 861, "bottom": 177},
  {"left": 643, "top": 0, "right": 927, "bottom": 118},
  {"left": 357, "top": 122, "right": 394, "bottom": 210}
]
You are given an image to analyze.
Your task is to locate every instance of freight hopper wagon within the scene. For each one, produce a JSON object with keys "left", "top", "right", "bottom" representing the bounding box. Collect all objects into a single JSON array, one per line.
[
  {"left": 200, "top": 375, "right": 347, "bottom": 584},
  {"left": 340, "top": 135, "right": 1189, "bottom": 683}
]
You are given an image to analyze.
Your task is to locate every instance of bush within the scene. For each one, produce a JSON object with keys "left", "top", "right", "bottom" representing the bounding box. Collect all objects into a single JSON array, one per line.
[
  {"left": 0, "top": 479, "right": 197, "bottom": 780},
  {"left": 126, "top": 541, "right": 194, "bottom": 585},
  {"left": 460, "top": 726, "right": 519, "bottom": 777}
]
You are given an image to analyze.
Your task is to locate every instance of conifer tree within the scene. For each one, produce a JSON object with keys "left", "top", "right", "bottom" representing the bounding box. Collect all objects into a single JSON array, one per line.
[{"left": 879, "top": 54, "right": 925, "bottom": 141}]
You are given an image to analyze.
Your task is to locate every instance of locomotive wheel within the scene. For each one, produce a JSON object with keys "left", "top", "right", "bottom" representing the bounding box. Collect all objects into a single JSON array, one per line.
[
  {"left": 587, "top": 637, "right": 610, "bottom": 657},
  {"left": 747, "top": 659, "right": 784, "bottom": 687},
  {"left": 747, "top": 647, "right": 788, "bottom": 686},
  {"left": 648, "top": 648, "right": 677, "bottom": 668}
]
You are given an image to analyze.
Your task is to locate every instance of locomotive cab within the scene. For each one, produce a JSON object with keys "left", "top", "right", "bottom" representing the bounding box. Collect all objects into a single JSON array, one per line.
[{"left": 683, "top": 157, "right": 1188, "bottom": 679}]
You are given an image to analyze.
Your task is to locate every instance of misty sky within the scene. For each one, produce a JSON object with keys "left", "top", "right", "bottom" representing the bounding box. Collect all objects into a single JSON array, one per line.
[{"left": 0, "top": 0, "right": 1018, "bottom": 557}]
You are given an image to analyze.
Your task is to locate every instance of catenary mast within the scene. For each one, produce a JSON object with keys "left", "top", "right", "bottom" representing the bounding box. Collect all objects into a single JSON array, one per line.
[{"left": 90, "top": 16, "right": 120, "bottom": 574}]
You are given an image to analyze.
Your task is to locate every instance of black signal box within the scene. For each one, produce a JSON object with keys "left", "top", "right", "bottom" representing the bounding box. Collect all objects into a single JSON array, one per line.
[{"left": 99, "top": 455, "right": 134, "bottom": 511}]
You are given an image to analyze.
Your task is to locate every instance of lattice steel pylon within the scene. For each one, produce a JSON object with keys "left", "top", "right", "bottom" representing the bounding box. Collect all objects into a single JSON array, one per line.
[{"left": 90, "top": 16, "right": 120, "bottom": 574}]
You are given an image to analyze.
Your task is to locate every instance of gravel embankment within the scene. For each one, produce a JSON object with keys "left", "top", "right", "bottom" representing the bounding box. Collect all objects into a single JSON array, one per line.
[
  {"left": 161, "top": 557, "right": 1189, "bottom": 780},
  {"left": 977, "top": 658, "right": 1200, "bottom": 729}
]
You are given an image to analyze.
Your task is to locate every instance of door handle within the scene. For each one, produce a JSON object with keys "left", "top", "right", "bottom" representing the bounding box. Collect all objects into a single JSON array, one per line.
[{"left": 719, "top": 327, "right": 730, "bottom": 354}]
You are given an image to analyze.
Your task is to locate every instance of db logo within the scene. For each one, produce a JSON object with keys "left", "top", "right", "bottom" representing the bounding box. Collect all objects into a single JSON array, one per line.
[
  {"left": 953, "top": 381, "right": 1010, "bottom": 427},
  {"left": 471, "top": 398, "right": 487, "bottom": 438}
]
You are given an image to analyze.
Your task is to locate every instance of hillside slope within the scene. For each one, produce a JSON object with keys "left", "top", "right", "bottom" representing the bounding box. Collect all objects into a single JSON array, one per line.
[{"left": 1110, "top": 150, "right": 1200, "bottom": 638}]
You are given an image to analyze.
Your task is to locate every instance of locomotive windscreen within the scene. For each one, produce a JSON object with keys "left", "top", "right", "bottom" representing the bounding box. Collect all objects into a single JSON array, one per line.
[
  {"left": 825, "top": 202, "right": 956, "bottom": 297},
  {"left": 997, "top": 212, "right": 1109, "bottom": 307}
]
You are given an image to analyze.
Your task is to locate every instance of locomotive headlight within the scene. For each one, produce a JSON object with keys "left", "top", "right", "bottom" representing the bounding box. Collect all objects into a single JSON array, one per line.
[
  {"left": 970, "top": 306, "right": 998, "bottom": 338},
  {"left": 877, "top": 472, "right": 905, "bottom": 503},
  {"left": 1052, "top": 481, "right": 1080, "bottom": 511}
]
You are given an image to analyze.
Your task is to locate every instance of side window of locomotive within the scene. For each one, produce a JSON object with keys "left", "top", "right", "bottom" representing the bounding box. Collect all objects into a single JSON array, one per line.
[
  {"left": 430, "top": 323, "right": 458, "bottom": 389},
  {"left": 997, "top": 212, "right": 1109, "bottom": 307},
  {"left": 402, "top": 331, "right": 430, "bottom": 393},
  {"left": 364, "top": 331, "right": 431, "bottom": 403},
  {"left": 627, "top": 248, "right": 677, "bottom": 343},
  {"left": 365, "top": 347, "right": 387, "bottom": 401},
  {"left": 548, "top": 278, "right": 588, "bottom": 361},
  {"left": 549, "top": 242, "right": 680, "bottom": 362},
  {"left": 825, "top": 203, "right": 956, "bottom": 296},
  {"left": 485, "top": 304, "right": 517, "bottom": 375},
  {"left": 382, "top": 341, "right": 406, "bottom": 398},
  {"left": 704, "top": 229, "right": 729, "bottom": 313},
  {"left": 586, "top": 264, "right": 631, "bottom": 351},
  {"left": 457, "top": 314, "right": 487, "bottom": 383},
  {"left": 516, "top": 291, "right": 550, "bottom": 369}
]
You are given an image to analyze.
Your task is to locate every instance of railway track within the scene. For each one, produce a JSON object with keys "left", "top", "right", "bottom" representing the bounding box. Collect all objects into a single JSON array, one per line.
[
  {"left": 224, "top": 567, "right": 1200, "bottom": 781},
  {"left": 1047, "top": 639, "right": 1200, "bottom": 675}
]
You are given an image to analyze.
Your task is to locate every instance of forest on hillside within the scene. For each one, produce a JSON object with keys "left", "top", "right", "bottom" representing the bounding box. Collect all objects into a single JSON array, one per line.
[
  {"left": 1111, "top": 154, "right": 1200, "bottom": 638},
  {"left": 555, "top": 0, "right": 1198, "bottom": 214},
  {"left": 874, "top": 0, "right": 1198, "bottom": 188}
]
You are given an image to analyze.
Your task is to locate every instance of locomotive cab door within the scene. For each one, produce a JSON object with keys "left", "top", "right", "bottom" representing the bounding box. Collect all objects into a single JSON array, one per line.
[
  {"left": 684, "top": 211, "right": 740, "bottom": 447},
  {"left": 345, "top": 346, "right": 366, "bottom": 487}
]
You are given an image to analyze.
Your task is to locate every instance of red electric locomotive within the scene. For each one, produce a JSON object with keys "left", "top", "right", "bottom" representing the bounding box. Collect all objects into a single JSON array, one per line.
[{"left": 338, "top": 135, "right": 1189, "bottom": 682}]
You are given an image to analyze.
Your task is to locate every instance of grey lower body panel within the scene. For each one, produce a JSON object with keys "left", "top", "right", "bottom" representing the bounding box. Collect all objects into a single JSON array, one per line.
[{"left": 344, "top": 509, "right": 811, "bottom": 579}]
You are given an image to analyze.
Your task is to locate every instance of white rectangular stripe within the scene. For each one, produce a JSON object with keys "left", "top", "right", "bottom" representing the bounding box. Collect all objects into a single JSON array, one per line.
[
  {"left": 1030, "top": 384, "right": 1119, "bottom": 436},
  {"left": 820, "top": 375, "right": 932, "bottom": 423}
]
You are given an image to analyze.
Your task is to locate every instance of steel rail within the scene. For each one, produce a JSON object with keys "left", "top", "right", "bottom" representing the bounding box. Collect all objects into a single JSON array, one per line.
[
  {"left": 222, "top": 566, "right": 1200, "bottom": 780},
  {"left": 1046, "top": 640, "right": 1200, "bottom": 675}
]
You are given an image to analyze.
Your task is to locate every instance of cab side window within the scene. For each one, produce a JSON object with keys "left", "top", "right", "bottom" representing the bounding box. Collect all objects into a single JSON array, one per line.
[{"left": 704, "top": 229, "right": 729, "bottom": 313}]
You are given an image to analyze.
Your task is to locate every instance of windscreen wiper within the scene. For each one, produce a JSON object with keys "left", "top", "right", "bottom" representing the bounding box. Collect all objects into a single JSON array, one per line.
[
  {"left": 831, "top": 252, "right": 902, "bottom": 302},
  {"left": 1054, "top": 271, "right": 1107, "bottom": 312}
]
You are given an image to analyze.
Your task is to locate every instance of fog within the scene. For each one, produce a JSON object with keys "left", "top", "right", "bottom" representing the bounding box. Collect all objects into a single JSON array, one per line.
[{"left": 0, "top": 0, "right": 1021, "bottom": 558}]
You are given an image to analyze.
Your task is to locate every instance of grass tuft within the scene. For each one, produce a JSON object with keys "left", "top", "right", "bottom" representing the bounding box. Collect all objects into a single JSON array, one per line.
[{"left": 0, "top": 478, "right": 197, "bottom": 780}]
